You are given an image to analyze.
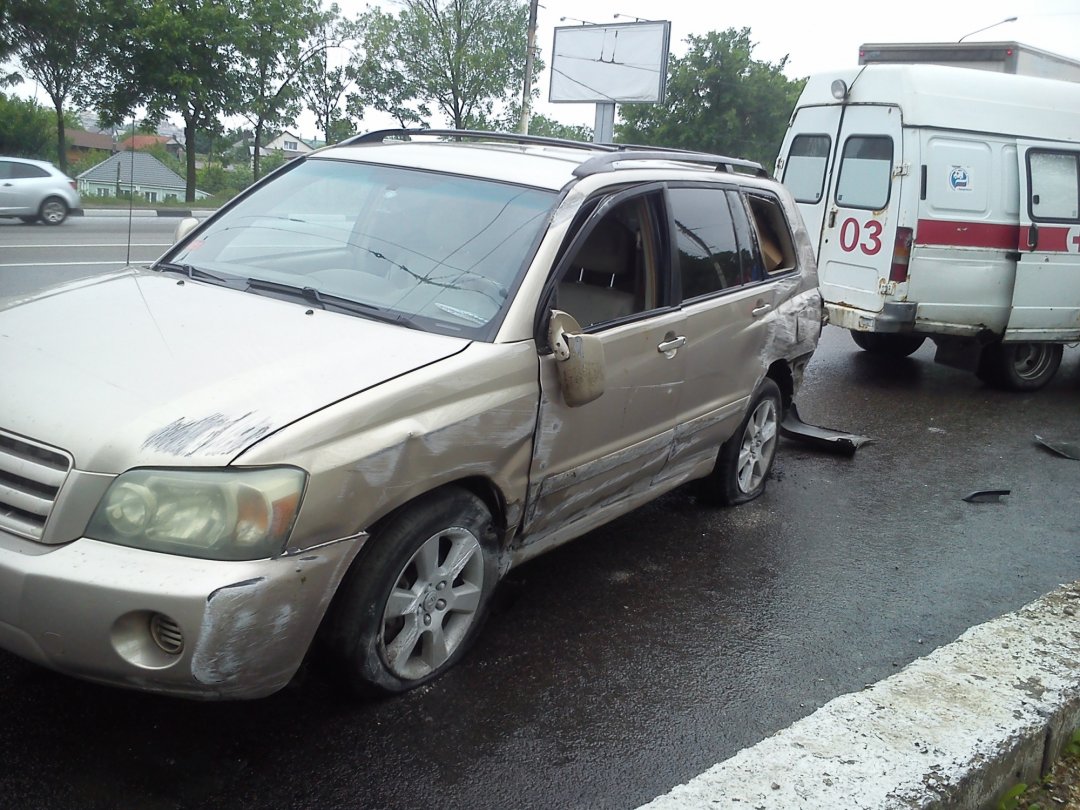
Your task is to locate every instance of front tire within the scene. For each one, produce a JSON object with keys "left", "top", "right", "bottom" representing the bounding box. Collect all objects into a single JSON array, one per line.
[
  {"left": 38, "top": 196, "right": 68, "bottom": 225},
  {"left": 323, "top": 488, "right": 499, "bottom": 696},
  {"left": 976, "top": 342, "right": 1062, "bottom": 391},
  {"left": 850, "top": 330, "right": 926, "bottom": 358},
  {"left": 697, "top": 378, "right": 782, "bottom": 506}
]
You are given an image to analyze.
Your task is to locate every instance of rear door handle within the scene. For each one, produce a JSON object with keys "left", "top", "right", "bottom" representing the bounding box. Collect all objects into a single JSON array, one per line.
[
  {"left": 657, "top": 335, "right": 686, "bottom": 356},
  {"left": 752, "top": 303, "right": 772, "bottom": 318}
]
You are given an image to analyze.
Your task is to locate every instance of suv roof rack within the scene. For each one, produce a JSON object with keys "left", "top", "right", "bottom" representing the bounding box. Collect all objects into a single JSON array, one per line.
[
  {"left": 340, "top": 128, "right": 619, "bottom": 154},
  {"left": 337, "top": 128, "right": 768, "bottom": 178}
]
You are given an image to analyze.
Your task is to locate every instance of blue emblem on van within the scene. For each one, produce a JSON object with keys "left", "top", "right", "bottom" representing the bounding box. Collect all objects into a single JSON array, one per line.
[{"left": 950, "top": 167, "right": 970, "bottom": 190}]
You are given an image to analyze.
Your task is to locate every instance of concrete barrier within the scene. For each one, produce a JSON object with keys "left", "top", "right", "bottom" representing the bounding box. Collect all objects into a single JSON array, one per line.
[{"left": 640, "top": 581, "right": 1080, "bottom": 809}]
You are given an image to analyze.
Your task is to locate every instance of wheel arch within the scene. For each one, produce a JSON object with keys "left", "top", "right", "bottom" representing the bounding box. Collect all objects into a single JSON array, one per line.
[{"left": 766, "top": 360, "right": 795, "bottom": 413}]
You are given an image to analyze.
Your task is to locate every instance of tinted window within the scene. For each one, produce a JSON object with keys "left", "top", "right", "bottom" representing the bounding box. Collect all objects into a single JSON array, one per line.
[
  {"left": 836, "top": 136, "right": 893, "bottom": 210},
  {"left": 9, "top": 162, "right": 49, "bottom": 179},
  {"left": 783, "top": 134, "right": 831, "bottom": 204},
  {"left": 669, "top": 187, "right": 747, "bottom": 299},
  {"left": 1028, "top": 150, "right": 1080, "bottom": 222},
  {"left": 0, "top": 162, "right": 11, "bottom": 180}
]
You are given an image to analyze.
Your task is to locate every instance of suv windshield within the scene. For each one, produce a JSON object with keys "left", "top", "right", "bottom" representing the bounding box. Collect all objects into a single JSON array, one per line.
[{"left": 166, "top": 157, "right": 556, "bottom": 337}]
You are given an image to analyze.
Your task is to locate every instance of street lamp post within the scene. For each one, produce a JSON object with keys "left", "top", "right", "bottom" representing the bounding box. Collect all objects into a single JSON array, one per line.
[{"left": 958, "top": 16, "right": 1018, "bottom": 42}]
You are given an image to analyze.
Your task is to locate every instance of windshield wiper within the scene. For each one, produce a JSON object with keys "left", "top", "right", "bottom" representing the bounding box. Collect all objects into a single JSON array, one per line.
[
  {"left": 155, "top": 261, "right": 235, "bottom": 286},
  {"left": 244, "top": 277, "right": 419, "bottom": 328}
]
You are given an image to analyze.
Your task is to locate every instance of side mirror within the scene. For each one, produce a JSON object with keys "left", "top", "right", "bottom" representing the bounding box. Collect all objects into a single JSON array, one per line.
[
  {"left": 173, "top": 217, "right": 200, "bottom": 244},
  {"left": 548, "top": 310, "right": 605, "bottom": 407}
]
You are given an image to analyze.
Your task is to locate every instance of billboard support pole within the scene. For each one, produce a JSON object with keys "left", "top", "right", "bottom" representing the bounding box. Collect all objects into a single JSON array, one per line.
[{"left": 594, "top": 102, "right": 615, "bottom": 144}]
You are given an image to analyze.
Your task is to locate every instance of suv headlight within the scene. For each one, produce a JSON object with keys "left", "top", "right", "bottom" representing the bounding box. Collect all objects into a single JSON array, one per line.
[{"left": 86, "top": 467, "right": 306, "bottom": 561}]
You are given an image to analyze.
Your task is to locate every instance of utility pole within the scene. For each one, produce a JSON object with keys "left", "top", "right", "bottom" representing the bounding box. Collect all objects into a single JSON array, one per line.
[{"left": 518, "top": 0, "right": 539, "bottom": 133}]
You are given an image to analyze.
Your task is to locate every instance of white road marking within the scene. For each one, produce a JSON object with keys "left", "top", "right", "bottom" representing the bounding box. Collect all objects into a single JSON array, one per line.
[
  {"left": 0, "top": 243, "right": 169, "bottom": 249},
  {"left": 0, "top": 261, "right": 140, "bottom": 268}
]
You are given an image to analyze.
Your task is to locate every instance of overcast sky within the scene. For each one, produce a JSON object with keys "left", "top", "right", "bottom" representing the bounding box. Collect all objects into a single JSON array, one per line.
[{"left": 9, "top": 0, "right": 1080, "bottom": 138}]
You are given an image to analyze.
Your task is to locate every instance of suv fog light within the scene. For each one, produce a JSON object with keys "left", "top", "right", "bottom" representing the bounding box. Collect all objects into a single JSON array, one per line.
[{"left": 150, "top": 613, "right": 184, "bottom": 655}]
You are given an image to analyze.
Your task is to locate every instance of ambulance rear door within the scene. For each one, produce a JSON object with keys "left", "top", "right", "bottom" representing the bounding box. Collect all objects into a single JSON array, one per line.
[
  {"left": 778, "top": 104, "right": 840, "bottom": 255},
  {"left": 1008, "top": 140, "right": 1080, "bottom": 340},
  {"left": 817, "top": 104, "right": 905, "bottom": 315}
]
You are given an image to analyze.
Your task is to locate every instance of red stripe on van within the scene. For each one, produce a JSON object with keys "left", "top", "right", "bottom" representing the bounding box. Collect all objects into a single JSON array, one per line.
[{"left": 915, "top": 219, "right": 1019, "bottom": 250}]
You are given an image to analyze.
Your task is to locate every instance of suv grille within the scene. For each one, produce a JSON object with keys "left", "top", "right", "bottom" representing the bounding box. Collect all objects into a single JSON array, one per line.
[{"left": 0, "top": 430, "right": 73, "bottom": 541}]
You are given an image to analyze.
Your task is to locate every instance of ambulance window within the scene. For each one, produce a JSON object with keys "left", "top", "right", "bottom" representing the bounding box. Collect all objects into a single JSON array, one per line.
[
  {"left": 669, "top": 187, "right": 748, "bottom": 299},
  {"left": 1028, "top": 151, "right": 1080, "bottom": 222},
  {"left": 836, "top": 136, "right": 893, "bottom": 210},
  {"left": 783, "top": 135, "right": 831, "bottom": 203}
]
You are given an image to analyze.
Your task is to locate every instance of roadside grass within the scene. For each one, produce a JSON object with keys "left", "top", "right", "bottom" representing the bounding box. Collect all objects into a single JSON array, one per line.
[{"left": 998, "top": 728, "right": 1080, "bottom": 810}]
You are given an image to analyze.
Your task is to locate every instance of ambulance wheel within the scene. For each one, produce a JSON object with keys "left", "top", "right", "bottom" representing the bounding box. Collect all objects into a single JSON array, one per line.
[
  {"left": 976, "top": 342, "right": 1062, "bottom": 392},
  {"left": 850, "top": 331, "right": 926, "bottom": 358}
]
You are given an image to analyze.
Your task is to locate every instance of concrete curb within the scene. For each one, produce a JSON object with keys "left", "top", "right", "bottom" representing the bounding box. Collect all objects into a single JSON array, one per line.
[{"left": 640, "top": 581, "right": 1080, "bottom": 809}]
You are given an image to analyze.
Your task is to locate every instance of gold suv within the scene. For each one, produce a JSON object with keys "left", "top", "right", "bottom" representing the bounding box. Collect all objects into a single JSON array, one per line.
[{"left": 0, "top": 131, "right": 821, "bottom": 698}]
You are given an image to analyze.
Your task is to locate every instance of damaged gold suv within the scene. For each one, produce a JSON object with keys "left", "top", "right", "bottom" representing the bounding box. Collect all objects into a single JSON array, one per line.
[{"left": 0, "top": 131, "right": 821, "bottom": 699}]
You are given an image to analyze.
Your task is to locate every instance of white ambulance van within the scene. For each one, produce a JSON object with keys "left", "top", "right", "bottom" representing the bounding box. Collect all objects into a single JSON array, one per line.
[{"left": 775, "top": 64, "right": 1080, "bottom": 390}]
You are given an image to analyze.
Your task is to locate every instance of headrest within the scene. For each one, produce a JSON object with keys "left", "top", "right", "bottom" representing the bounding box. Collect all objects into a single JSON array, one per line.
[{"left": 573, "top": 218, "right": 631, "bottom": 276}]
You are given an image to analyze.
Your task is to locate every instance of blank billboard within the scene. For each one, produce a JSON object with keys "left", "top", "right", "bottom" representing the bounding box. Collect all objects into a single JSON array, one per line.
[{"left": 549, "top": 21, "right": 671, "bottom": 104}]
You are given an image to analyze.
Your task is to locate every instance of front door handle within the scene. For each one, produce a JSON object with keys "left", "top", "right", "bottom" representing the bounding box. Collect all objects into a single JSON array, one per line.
[
  {"left": 657, "top": 335, "right": 686, "bottom": 357},
  {"left": 752, "top": 303, "right": 773, "bottom": 318}
]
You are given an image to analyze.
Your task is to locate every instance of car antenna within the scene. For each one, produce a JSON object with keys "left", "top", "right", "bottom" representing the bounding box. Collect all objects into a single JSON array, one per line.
[{"left": 126, "top": 117, "right": 135, "bottom": 265}]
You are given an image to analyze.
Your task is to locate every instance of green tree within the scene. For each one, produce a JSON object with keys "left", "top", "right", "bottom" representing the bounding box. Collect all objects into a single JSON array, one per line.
[
  {"left": 525, "top": 113, "right": 591, "bottom": 142},
  {"left": 236, "top": 0, "right": 338, "bottom": 179},
  {"left": 99, "top": 0, "right": 243, "bottom": 202},
  {"left": 299, "top": 12, "right": 356, "bottom": 142},
  {"left": 0, "top": 92, "right": 54, "bottom": 158},
  {"left": 616, "top": 28, "right": 804, "bottom": 168},
  {"left": 349, "top": 0, "right": 528, "bottom": 130},
  {"left": 5, "top": 0, "right": 104, "bottom": 174}
]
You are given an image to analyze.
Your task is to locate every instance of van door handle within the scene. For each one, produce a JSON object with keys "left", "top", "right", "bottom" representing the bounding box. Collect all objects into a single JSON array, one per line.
[
  {"left": 827, "top": 209, "right": 837, "bottom": 228},
  {"left": 1027, "top": 224, "right": 1038, "bottom": 251},
  {"left": 657, "top": 335, "right": 686, "bottom": 356},
  {"left": 752, "top": 303, "right": 772, "bottom": 318}
]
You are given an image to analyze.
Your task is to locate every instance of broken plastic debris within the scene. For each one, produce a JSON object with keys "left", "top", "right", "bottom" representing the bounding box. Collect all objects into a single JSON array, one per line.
[
  {"left": 779, "top": 401, "right": 873, "bottom": 456},
  {"left": 962, "top": 489, "right": 1010, "bottom": 503},
  {"left": 1034, "top": 434, "right": 1080, "bottom": 461}
]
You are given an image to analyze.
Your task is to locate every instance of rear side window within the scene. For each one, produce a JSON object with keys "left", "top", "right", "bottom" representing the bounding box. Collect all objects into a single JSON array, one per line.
[
  {"left": 783, "top": 134, "right": 831, "bottom": 204},
  {"left": 9, "top": 162, "right": 49, "bottom": 179},
  {"left": 1027, "top": 150, "right": 1080, "bottom": 222},
  {"left": 836, "top": 136, "right": 893, "bottom": 210},
  {"left": 669, "top": 187, "right": 748, "bottom": 299}
]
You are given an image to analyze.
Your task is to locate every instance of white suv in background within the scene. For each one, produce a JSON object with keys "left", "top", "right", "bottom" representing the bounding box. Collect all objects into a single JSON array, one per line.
[
  {"left": 0, "top": 130, "right": 821, "bottom": 699},
  {"left": 0, "top": 156, "right": 82, "bottom": 225}
]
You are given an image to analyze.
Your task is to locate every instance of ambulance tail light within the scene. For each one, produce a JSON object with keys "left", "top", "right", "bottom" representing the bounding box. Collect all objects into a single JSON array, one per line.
[{"left": 889, "top": 227, "right": 914, "bottom": 283}]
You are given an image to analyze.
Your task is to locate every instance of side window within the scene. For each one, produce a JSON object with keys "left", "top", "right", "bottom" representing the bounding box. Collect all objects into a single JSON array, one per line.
[
  {"left": 836, "top": 136, "right": 893, "bottom": 210},
  {"left": 669, "top": 187, "right": 746, "bottom": 300},
  {"left": 1028, "top": 150, "right": 1080, "bottom": 222},
  {"left": 783, "top": 134, "right": 831, "bottom": 204},
  {"left": 9, "top": 163, "right": 49, "bottom": 179},
  {"left": 744, "top": 193, "right": 798, "bottom": 276},
  {"left": 0, "top": 162, "right": 11, "bottom": 180},
  {"left": 555, "top": 195, "right": 660, "bottom": 329}
]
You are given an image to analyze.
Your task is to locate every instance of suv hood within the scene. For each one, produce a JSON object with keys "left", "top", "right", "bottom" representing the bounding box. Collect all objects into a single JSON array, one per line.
[{"left": 0, "top": 270, "right": 469, "bottom": 472}]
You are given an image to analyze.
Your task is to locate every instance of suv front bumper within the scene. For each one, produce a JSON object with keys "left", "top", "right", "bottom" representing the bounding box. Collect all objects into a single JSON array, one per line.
[{"left": 0, "top": 530, "right": 363, "bottom": 699}]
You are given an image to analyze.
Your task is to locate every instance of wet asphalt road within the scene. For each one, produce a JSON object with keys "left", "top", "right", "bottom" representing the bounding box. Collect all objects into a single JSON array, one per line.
[{"left": 1, "top": 219, "right": 1079, "bottom": 809}]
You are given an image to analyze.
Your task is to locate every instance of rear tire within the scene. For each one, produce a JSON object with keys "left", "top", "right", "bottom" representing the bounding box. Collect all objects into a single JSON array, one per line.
[
  {"left": 38, "top": 197, "right": 68, "bottom": 225},
  {"left": 850, "top": 330, "right": 926, "bottom": 358},
  {"left": 976, "top": 342, "right": 1062, "bottom": 391},
  {"left": 322, "top": 487, "right": 499, "bottom": 696},
  {"left": 697, "top": 378, "right": 782, "bottom": 506}
]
